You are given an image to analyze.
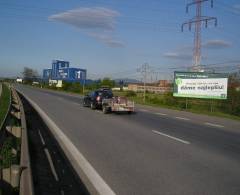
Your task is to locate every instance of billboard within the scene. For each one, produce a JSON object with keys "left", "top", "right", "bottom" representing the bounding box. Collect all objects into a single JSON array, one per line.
[{"left": 173, "top": 72, "right": 228, "bottom": 99}]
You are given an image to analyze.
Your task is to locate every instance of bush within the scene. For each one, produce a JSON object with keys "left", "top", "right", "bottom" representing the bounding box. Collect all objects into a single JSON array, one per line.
[
  {"left": 126, "top": 91, "right": 137, "bottom": 97},
  {"left": 0, "top": 137, "right": 17, "bottom": 168},
  {"left": 0, "top": 83, "right": 11, "bottom": 126}
]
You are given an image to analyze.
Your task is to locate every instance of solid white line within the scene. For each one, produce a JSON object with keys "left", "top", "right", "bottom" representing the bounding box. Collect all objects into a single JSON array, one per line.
[
  {"left": 38, "top": 130, "right": 46, "bottom": 146},
  {"left": 21, "top": 92, "right": 116, "bottom": 195},
  {"left": 204, "top": 122, "right": 224, "bottom": 128},
  {"left": 155, "top": 112, "right": 167, "bottom": 116},
  {"left": 44, "top": 148, "right": 59, "bottom": 181},
  {"left": 152, "top": 130, "right": 190, "bottom": 145},
  {"left": 175, "top": 117, "right": 190, "bottom": 121}
]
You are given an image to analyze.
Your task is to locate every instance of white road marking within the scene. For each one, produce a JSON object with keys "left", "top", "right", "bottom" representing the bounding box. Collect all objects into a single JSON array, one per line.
[
  {"left": 38, "top": 130, "right": 46, "bottom": 146},
  {"left": 152, "top": 130, "right": 190, "bottom": 145},
  {"left": 72, "top": 102, "right": 81, "bottom": 106},
  {"left": 44, "top": 148, "right": 59, "bottom": 181},
  {"left": 175, "top": 117, "right": 190, "bottom": 121},
  {"left": 96, "top": 110, "right": 102, "bottom": 114},
  {"left": 139, "top": 109, "right": 149, "bottom": 112},
  {"left": 20, "top": 91, "right": 117, "bottom": 195},
  {"left": 155, "top": 112, "right": 167, "bottom": 116},
  {"left": 204, "top": 122, "right": 224, "bottom": 128}
]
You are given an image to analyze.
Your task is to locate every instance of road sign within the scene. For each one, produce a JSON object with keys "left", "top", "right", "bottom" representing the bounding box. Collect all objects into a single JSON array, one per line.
[{"left": 173, "top": 71, "right": 228, "bottom": 99}]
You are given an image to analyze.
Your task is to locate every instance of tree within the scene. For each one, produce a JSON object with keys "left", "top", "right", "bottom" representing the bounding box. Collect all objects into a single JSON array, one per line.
[
  {"left": 22, "top": 67, "right": 39, "bottom": 83},
  {"left": 101, "top": 78, "right": 115, "bottom": 88}
]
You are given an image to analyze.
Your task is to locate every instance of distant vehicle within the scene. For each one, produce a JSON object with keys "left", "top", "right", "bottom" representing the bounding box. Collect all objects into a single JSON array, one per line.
[
  {"left": 32, "top": 81, "right": 40, "bottom": 85},
  {"left": 16, "top": 78, "right": 23, "bottom": 83},
  {"left": 83, "top": 88, "right": 113, "bottom": 109},
  {"left": 83, "top": 88, "right": 135, "bottom": 114}
]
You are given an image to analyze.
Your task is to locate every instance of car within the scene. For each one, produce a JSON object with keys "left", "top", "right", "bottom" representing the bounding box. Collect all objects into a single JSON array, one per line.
[{"left": 83, "top": 88, "right": 113, "bottom": 109}]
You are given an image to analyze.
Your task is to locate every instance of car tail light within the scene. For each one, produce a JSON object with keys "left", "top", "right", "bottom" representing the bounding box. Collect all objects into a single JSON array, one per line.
[{"left": 96, "top": 96, "right": 101, "bottom": 101}]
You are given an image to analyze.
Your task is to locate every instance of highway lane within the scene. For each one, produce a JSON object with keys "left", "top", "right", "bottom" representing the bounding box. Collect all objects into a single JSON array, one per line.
[{"left": 16, "top": 85, "right": 240, "bottom": 195}]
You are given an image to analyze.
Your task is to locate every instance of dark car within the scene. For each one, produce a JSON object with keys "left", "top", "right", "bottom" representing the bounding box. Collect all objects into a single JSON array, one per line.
[{"left": 83, "top": 88, "right": 113, "bottom": 109}]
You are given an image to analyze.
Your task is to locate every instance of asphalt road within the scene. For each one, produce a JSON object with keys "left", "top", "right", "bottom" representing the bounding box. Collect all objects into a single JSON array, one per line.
[{"left": 16, "top": 85, "right": 240, "bottom": 195}]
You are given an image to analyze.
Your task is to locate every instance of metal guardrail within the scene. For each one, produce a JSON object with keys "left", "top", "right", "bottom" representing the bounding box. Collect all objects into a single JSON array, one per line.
[
  {"left": 0, "top": 85, "right": 34, "bottom": 195},
  {"left": 16, "top": 90, "right": 34, "bottom": 195}
]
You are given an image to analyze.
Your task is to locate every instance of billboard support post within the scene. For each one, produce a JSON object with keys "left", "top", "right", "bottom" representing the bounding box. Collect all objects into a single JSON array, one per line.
[
  {"left": 185, "top": 98, "right": 188, "bottom": 110},
  {"left": 210, "top": 99, "right": 214, "bottom": 112}
]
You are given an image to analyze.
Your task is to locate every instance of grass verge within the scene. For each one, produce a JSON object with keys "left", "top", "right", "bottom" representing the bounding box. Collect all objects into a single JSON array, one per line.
[{"left": 0, "top": 83, "right": 11, "bottom": 127}]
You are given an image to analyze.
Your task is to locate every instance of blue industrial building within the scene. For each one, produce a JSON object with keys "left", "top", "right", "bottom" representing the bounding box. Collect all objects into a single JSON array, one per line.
[{"left": 43, "top": 60, "right": 87, "bottom": 83}]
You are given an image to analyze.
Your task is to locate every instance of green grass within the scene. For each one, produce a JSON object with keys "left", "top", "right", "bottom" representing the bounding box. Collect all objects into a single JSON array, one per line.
[
  {"left": 0, "top": 83, "right": 11, "bottom": 127},
  {"left": 113, "top": 91, "right": 240, "bottom": 121}
]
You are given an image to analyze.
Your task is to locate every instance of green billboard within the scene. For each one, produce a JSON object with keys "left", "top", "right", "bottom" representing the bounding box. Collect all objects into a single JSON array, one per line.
[{"left": 173, "top": 72, "right": 228, "bottom": 99}]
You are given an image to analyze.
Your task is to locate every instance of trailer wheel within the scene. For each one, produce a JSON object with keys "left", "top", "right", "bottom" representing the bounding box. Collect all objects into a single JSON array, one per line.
[
  {"left": 90, "top": 102, "right": 96, "bottom": 110},
  {"left": 103, "top": 106, "right": 108, "bottom": 114}
]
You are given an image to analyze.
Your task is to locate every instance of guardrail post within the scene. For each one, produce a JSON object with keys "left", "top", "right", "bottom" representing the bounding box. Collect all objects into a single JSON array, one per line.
[
  {"left": 11, "top": 111, "right": 21, "bottom": 120},
  {"left": 2, "top": 168, "right": 11, "bottom": 184},
  {"left": 11, "top": 165, "right": 21, "bottom": 188},
  {"left": 12, "top": 103, "right": 20, "bottom": 111},
  {"left": 12, "top": 126, "right": 22, "bottom": 138},
  {"left": 5, "top": 126, "right": 22, "bottom": 138}
]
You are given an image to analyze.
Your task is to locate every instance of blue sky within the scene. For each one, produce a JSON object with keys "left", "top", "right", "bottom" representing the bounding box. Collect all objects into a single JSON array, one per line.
[{"left": 0, "top": 0, "right": 240, "bottom": 80}]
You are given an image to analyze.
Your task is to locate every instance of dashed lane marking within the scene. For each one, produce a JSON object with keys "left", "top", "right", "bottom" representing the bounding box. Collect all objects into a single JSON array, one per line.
[
  {"left": 139, "top": 109, "right": 149, "bottom": 112},
  {"left": 72, "top": 102, "right": 82, "bottom": 106},
  {"left": 175, "top": 117, "right": 190, "bottom": 121},
  {"left": 38, "top": 130, "right": 46, "bottom": 146},
  {"left": 44, "top": 148, "right": 59, "bottom": 181},
  {"left": 152, "top": 130, "right": 190, "bottom": 145},
  {"left": 204, "top": 122, "right": 224, "bottom": 128},
  {"left": 155, "top": 112, "right": 167, "bottom": 116}
]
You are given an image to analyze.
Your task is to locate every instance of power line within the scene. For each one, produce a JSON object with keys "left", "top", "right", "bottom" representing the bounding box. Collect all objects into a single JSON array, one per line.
[
  {"left": 137, "top": 63, "right": 151, "bottom": 103},
  {"left": 182, "top": 0, "right": 217, "bottom": 69}
]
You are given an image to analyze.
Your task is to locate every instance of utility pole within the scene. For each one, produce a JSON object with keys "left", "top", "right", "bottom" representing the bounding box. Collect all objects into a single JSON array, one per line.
[
  {"left": 182, "top": 0, "right": 217, "bottom": 70},
  {"left": 138, "top": 63, "right": 150, "bottom": 103},
  {"left": 82, "top": 79, "right": 85, "bottom": 94}
]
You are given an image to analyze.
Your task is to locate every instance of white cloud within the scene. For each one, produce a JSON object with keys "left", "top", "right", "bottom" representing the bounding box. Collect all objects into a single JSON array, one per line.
[
  {"left": 202, "top": 40, "right": 232, "bottom": 49},
  {"left": 49, "top": 7, "right": 124, "bottom": 47},
  {"left": 49, "top": 7, "right": 119, "bottom": 30},
  {"left": 163, "top": 52, "right": 192, "bottom": 60},
  {"left": 233, "top": 4, "right": 240, "bottom": 10}
]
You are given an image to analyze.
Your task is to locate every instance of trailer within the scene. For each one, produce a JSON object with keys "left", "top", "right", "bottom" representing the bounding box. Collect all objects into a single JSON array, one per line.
[{"left": 102, "top": 96, "right": 134, "bottom": 114}]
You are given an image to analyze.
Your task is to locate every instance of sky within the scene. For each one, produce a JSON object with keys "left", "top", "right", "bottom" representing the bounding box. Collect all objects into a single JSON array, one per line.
[{"left": 0, "top": 0, "right": 240, "bottom": 80}]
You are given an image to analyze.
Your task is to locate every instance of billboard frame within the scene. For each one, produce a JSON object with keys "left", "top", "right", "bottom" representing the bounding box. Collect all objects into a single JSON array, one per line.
[{"left": 173, "top": 71, "right": 228, "bottom": 100}]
